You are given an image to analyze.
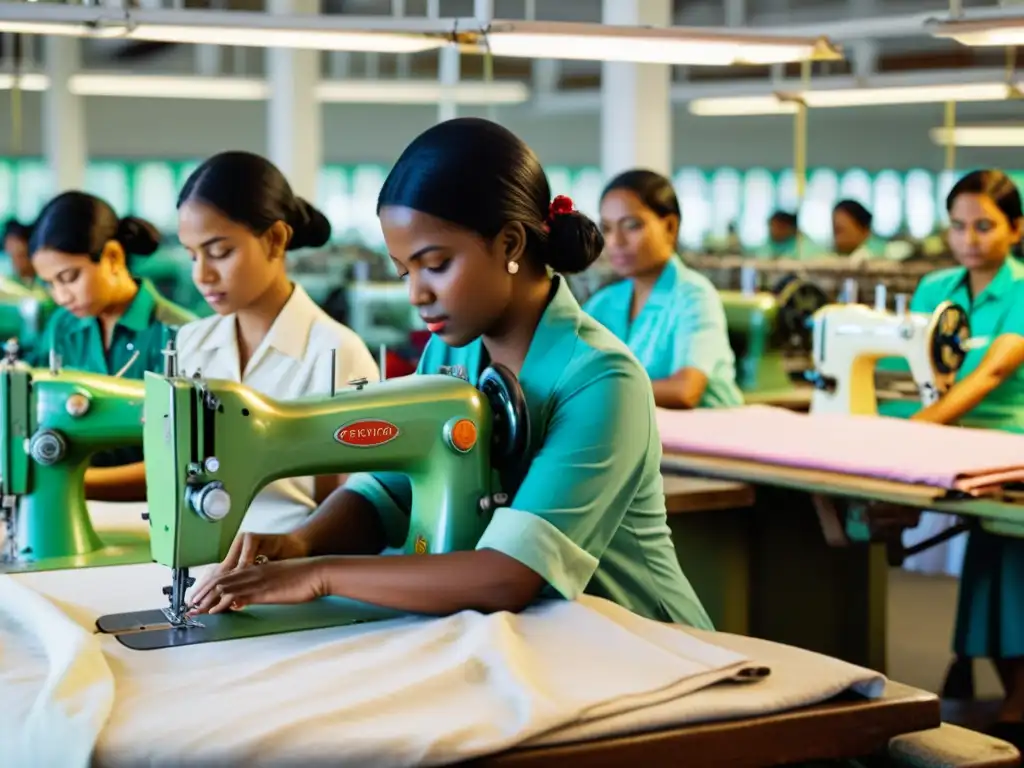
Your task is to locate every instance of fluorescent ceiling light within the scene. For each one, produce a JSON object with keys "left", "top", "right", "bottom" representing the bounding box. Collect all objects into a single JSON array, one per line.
[
  {"left": 72, "top": 74, "right": 269, "bottom": 100},
  {"left": 0, "top": 73, "right": 46, "bottom": 91},
  {"left": 316, "top": 79, "right": 528, "bottom": 105},
  {"left": 476, "top": 20, "right": 841, "bottom": 66},
  {"left": 0, "top": 72, "right": 527, "bottom": 105},
  {"left": 930, "top": 17, "right": 1024, "bottom": 47},
  {"left": 930, "top": 125, "right": 1024, "bottom": 147},
  {"left": 0, "top": 4, "right": 450, "bottom": 53},
  {"left": 690, "top": 81, "right": 1023, "bottom": 116}
]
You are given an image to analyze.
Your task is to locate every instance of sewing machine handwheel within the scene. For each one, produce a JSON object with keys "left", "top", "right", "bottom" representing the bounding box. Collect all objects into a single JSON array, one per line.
[
  {"left": 931, "top": 302, "right": 971, "bottom": 375},
  {"left": 776, "top": 279, "right": 829, "bottom": 350},
  {"left": 478, "top": 363, "right": 530, "bottom": 468}
]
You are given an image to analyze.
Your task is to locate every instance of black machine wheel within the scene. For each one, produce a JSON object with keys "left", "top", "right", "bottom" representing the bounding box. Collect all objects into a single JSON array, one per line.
[
  {"left": 775, "top": 278, "right": 829, "bottom": 350},
  {"left": 477, "top": 363, "right": 530, "bottom": 470},
  {"left": 931, "top": 302, "right": 971, "bottom": 375}
]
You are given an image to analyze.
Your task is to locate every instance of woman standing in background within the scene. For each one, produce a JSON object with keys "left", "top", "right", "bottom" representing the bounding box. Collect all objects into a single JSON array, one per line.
[
  {"left": 29, "top": 191, "right": 195, "bottom": 501},
  {"left": 584, "top": 169, "right": 742, "bottom": 410},
  {"left": 884, "top": 170, "right": 1024, "bottom": 744}
]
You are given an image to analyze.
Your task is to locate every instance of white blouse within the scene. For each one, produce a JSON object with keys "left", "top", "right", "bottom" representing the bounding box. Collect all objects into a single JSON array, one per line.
[{"left": 175, "top": 284, "right": 381, "bottom": 534}]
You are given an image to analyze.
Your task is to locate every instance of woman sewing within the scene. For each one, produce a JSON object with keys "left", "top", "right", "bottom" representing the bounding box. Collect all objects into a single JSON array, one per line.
[
  {"left": 29, "top": 191, "right": 196, "bottom": 502},
  {"left": 2, "top": 217, "right": 37, "bottom": 288},
  {"left": 831, "top": 199, "right": 884, "bottom": 263},
  {"left": 187, "top": 118, "right": 712, "bottom": 629},
  {"left": 174, "top": 151, "right": 380, "bottom": 535},
  {"left": 583, "top": 170, "right": 742, "bottom": 409},
  {"left": 881, "top": 169, "right": 1024, "bottom": 744}
]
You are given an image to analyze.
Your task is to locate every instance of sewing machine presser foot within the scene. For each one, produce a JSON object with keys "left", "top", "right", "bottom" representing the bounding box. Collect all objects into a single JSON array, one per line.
[{"left": 0, "top": 496, "right": 18, "bottom": 563}]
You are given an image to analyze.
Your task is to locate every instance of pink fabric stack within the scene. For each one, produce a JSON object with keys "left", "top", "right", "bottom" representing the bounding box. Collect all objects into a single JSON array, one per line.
[{"left": 657, "top": 405, "right": 1024, "bottom": 495}]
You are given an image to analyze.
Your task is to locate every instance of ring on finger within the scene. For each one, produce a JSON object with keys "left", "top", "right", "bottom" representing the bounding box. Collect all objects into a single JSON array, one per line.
[{"left": 254, "top": 555, "right": 269, "bottom": 565}]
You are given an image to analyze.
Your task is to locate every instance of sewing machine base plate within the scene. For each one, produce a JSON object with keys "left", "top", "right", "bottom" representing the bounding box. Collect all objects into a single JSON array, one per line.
[
  {"left": 96, "top": 596, "right": 409, "bottom": 650},
  {"left": 0, "top": 530, "right": 151, "bottom": 574}
]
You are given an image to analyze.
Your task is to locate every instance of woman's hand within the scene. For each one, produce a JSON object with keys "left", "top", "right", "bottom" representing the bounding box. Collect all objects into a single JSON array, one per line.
[
  {"left": 188, "top": 531, "right": 309, "bottom": 609},
  {"left": 187, "top": 558, "right": 330, "bottom": 615}
]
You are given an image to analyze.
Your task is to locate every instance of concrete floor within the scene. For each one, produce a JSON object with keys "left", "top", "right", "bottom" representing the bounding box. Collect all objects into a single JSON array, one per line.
[{"left": 887, "top": 566, "right": 1003, "bottom": 701}]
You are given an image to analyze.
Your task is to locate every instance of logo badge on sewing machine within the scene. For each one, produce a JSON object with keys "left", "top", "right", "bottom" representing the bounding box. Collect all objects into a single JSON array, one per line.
[
  {"left": 414, "top": 534, "right": 428, "bottom": 554},
  {"left": 334, "top": 419, "right": 400, "bottom": 447}
]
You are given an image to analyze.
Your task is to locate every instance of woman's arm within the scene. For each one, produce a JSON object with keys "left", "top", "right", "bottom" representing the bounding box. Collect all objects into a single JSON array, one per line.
[
  {"left": 652, "top": 369, "right": 708, "bottom": 410},
  {"left": 85, "top": 461, "right": 147, "bottom": 502},
  {"left": 313, "top": 474, "right": 347, "bottom": 504},
  {"left": 653, "top": 284, "right": 729, "bottom": 410},
  {"left": 912, "top": 333, "right": 1024, "bottom": 425},
  {"left": 195, "top": 549, "right": 544, "bottom": 615},
  {"left": 294, "top": 486, "right": 392, "bottom": 557}
]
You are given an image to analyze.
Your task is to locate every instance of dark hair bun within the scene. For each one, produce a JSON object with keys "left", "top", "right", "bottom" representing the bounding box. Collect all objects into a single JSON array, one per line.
[
  {"left": 116, "top": 216, "right": 161, "bottom": 257},
  {"left": 287, "top": 197, "right": 332, "bottom": 251},
  {"left": 545, "top": 211, "right": 604, "bottom": 275}
]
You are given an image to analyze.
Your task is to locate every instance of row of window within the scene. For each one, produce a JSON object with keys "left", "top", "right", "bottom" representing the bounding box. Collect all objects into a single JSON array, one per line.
[{"left": 2, "top": 158, "right": 1016, "bottom": 250}]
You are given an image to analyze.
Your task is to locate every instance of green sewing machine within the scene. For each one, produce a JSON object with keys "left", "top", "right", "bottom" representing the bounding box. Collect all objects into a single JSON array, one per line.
[
  {"left": 0, "top": 278, "right": 56, "bottom": 360},
  {"left": 720, "top": 278, "right": 828, "bottom": 392},
  {"left": 0, "top": 344, "right": 151, "bottom": 573},
  {"left": 96, "top": 346, "right": 529, "bottom": 651}
]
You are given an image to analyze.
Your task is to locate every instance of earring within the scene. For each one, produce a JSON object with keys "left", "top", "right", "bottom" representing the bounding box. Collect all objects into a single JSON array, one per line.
[{"left": 507, "top": 261, "right": 520, "bottom": 275}]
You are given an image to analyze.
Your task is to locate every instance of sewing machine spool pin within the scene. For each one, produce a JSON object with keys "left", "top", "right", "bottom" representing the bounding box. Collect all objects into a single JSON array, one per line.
[
  {"left": 840, "top": 278, "right": 858, "bottom": 304},
  {"left": 329, "top": 349, "right": 337, "bottom": 397},
  {"left": 161, "top": 338, "right": 178, "bottom": 378},
  {"left": 2, "top": 338, "right": 19, "bottom": 365},
  {"left": 874, "top": 284, "right": 887, "bottom": 312}
]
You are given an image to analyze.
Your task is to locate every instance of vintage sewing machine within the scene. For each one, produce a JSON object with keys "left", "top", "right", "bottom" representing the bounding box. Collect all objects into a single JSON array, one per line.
[
  {"left": 721, "top": 276, "right": 828, "bottom": 392},
  {"left": 0, "top": 344, "right": 151, "bottom": 572},
  {"left": 96, "top": 347, "right": 530, "bottom": 651},
  {"left": 805, "top": 295, "right": 971, "bottom": 416}
]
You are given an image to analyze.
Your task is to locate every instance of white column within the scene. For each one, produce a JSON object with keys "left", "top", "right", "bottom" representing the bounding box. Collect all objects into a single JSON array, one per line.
[
  {"left": 600, "top": 0, "right": 673, "bottom": 178},
  {"left": 437, "top": 44, "right": 460, "bottom": 124},
  {"left": 43, "top": 37, "right": 86, "bottom": 193},
  {"left": 266, "top": 0, "right": 321, "bottom": 200}
]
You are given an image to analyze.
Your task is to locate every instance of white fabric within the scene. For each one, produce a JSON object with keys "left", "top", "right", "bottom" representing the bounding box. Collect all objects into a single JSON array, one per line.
[
  {"left": 0, "top": 577, "right": 114, "bottom": 768},
  {"left": 175, "top": 284, "right": 380, "bottom": 534},
  {"left": 3, "top": 563, "right": 887, "bottom": 767}
]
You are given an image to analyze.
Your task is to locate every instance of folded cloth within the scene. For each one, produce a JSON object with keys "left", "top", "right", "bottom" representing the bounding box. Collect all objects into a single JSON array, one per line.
[
  {"left": 6, "top": 564, "right": 750, "bottom": 767},
  {"left": 0, "top": 575, "right": 115, "bottom": 768},
  {"left": 658, "top": 405, "right": 1024, "bottom": 494}
]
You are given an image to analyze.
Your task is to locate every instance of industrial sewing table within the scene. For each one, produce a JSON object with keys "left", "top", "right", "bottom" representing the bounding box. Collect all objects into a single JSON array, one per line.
[
  {"left": 661, "top": 450, "right": 1024, "bottom": 675},
  {"left": 477, "top": 683, "right": 1017, "bottom": 767}
]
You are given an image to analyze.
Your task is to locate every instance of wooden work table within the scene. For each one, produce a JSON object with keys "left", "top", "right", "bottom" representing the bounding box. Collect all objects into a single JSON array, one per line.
[
  {"left": 474, "top": 682, "right": 1022, "bottom": 767},
  {"left": 662, "top": 474, "right": 755, "bottom": 514}
]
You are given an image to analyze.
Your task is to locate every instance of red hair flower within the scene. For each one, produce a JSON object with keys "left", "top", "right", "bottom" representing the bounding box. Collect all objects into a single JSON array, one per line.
[{"left": 547, "top": 195, "right": 575, "bottom": 222}]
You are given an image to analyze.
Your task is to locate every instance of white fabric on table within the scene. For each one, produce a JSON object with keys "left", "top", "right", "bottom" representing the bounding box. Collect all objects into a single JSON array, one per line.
[
  {"left": 2, "top": 564, "right": 887, "bottom": 767},
  {"left": 0, "top": 576, "right": 114, "bottom": 768}
]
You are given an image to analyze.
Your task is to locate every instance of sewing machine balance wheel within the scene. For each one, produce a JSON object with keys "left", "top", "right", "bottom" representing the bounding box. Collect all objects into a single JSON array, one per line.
[
  {"left": 776, "top": 279, "right": 829, "bottom": 349},
  {"left": 477, "top": 363, "right": 530, "bottom": 470},
  {"left": 930, "top": 301, "right": 971, "bottom": 375}
]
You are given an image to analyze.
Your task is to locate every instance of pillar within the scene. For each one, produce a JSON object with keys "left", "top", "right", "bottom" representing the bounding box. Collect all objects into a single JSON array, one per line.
[
  {"left": 267, "top": 0, "right": 321, "bottom": 200},
  {"left": 43, "top": 37, "right": 86, "bottom": 193},
  {"left": 600, "top": 0, "right": 673, "bottom": 178}
]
